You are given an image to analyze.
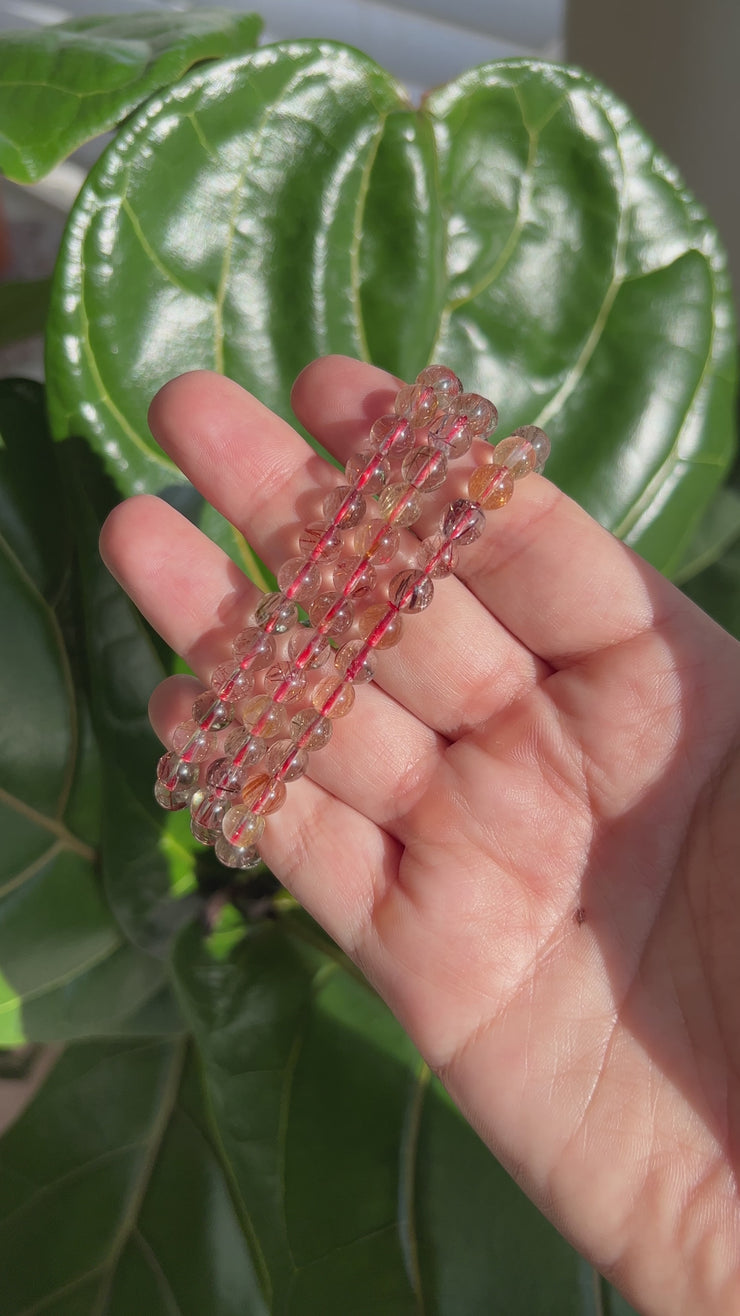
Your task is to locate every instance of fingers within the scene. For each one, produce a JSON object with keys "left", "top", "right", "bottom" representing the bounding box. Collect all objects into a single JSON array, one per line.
[
  {"left": 102, "top": 499, "right": 443, "bottom": 834},
  {"left": 293, "top": 357, "right": 675, "bottom": 669},
  {"left": 144, "top": 366, "right": 547, "bottom": 734}
]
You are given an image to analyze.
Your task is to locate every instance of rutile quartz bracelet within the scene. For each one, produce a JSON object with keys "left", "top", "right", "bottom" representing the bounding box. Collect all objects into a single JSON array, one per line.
[{"left": 154, "top": 365, "right": 550, "bottom": 870}]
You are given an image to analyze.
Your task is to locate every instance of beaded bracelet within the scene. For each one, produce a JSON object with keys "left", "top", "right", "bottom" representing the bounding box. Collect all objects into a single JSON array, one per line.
[{"left": 154, "top": 365, "right": 550, "bottom": 870}]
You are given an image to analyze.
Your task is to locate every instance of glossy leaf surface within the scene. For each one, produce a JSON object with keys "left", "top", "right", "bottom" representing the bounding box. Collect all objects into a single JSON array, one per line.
[
  {"left": 47, "top": 44, "right": 736, "bottom": 575},
  {"left": 0, "top": 10, "right": 262, "bottom": 183},
  {"left": 0, "top": 1038, "right": 267, "bottom": 1315},
  {"left": 0, "top": 380, "right": 171, "bottom": 1043},
  {"left": 173, "top": 916, "right": 615, "bottom": 1315}
]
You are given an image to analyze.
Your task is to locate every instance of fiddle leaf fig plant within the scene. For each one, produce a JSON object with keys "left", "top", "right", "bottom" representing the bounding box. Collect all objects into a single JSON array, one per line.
[{"left": 0, "top": 13, "right": 734, "bottom": 1313}]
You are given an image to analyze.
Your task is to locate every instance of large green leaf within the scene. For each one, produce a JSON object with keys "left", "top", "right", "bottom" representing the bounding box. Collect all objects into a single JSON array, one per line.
[
  {"left": 60, "top": 439, "right": 199, "bottom": 955},
  {"left": 0, "top": 1038, "right": 268, "bottom": 1314},
  {"left": 0, "top": 379, "right": 172, "bottom": 1044},
  {"left": 46, "top": 44, "right": 736, "bottom": 575},
  {"left": 0, "top": 10, "right": 262, "bottom": 183},
  {"left": 172, "top": 916, "right": 631, "bottom": 1315},
  {"left": 682, "top": 456, "right": 740, "bottom": 638}
]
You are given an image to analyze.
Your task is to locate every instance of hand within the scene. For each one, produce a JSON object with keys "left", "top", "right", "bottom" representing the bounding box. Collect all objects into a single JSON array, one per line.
[{"left": 101, "top": 357, "right": 740, "bottom": 1316}]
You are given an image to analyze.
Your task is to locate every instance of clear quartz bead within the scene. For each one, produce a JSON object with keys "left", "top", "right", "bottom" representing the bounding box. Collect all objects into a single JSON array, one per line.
[
  {"left": 157, "top": 751, "right": 200, "bottom": 790},
  {"left": 357, "top": 603, "right": 404, "bottom": 649},
  {"left": 210, "top": 663, "right": 254, "bottom": 702},
  {"left": 468, "top": 464, "right": 515, "bottom": 510},
  {"left": 353, "top": 519, "right": 400, "bottom": 564},
  {"left": 492, "top": 435, "right": 536, "bottom": 479},
  {"left": 221, "top": 804, "right": 266, "bottom": 847},
  {"left": 428, "top": 414, "right": 473, "bottom": 459},
  {"left": 451, "top": 392, "right": 498, "bottom": 438},
  {"left": 264, "top": 663, "right": 308, "bottom": 703},
  {"left": 377, "top": 483, "right": 423, "bottom": 528},
  {"left": 308, "top": 592, "right": 354, "bottom": 636},
  {"left": 287, "top": 628, "right": 331, "bottom": 669},
  {"left": 335, "top": 639, "right": 377, "bottom": 684},
  {"left": 190, "top": 789, "right": 231, "bottom": 844},
  {"left": 206, "top": 757, "right": 253, "bottom": 793},
  {"left": 345, "top": 451, "right": 390, "bottom": 495},
  {"left": 312, "top": 676, "right": 356, "bottom": 719},
  {"left": 511, "top": 424, "right": 550, "bottom": 473},
  {"left": 441, "top": 499, "right": 486, "bottom": 545},
  {"left": 401, "top": 444, "right": 448, "bottom": 491},
  {"left": 389, "top": 569, "right": 434, "bottom": 613},
  {"left": 237, "top": 694, "right": 289, "bottom": 739},
  {"left": 323, "top": 486, "right": 366, "bottom": 529},
  {"left": 415, "top": 364, "right": 463, "bottom": 402},
  {"left": 289, "top": 708, "right": 333, "bottom": 751},
  {"left": 253, "top": 592, "right": 299, "bottom": 634},
  {"left": 154, "top": 779, "right": 193, "bottom": 811},
  {"left": 192, "top": 692, "right": 232, "bottom": 731},
  {"left": 171, "top": 720, "right": 215, "bottom": 762},
  {"left": 417, "top": 534, "right": 458, "bottom": 578},
  {"left": 266, "top": 739, "right": 309, "bottom": 782},
  {"left": 277, "top": 557, "right": 322, "bottom": 602},
  {"left": 332, "top": 557, "right": 377, "bottom": 599},
  {"left": 368, "top": 415, "right": 414, "bottom": 457},
  {"left": 215, "top": 834, "right": 261, "bottom": 869},
  {"left": 231, "top": 625, "right": 275, "bottom": 668},
  {"left": 241, "top": 773, "right": 287, "bottom": 815},
  {"left": 223, "top": 726, "right": 267, "bottom": 765},
  {"left": 298, "top": 521, "right": 343, "bottom": 562},
  {"left": 394, "top": 383, "right": 438, "bottom": 427}
]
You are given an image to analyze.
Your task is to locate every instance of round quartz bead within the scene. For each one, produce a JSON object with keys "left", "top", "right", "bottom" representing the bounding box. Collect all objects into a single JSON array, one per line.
[
  {"left": 206, "top": 756, "right": 253, "bottom": 793},
  {"left": 353, "top": 518, "right": 400, "bottom": 564},
  {"left": 254, "top": 591, "right": 298, "bottom": 634},
  {"left": 277, "top": 557, "right": 322, "bottom": 603},
  {"left": 266, "top": 739, "right": 309, "bottom": 782},
  {"left": 289, "top": 709, "right": 333, "bottom": 751},
  {"left": 287, "top": 628, "right": 331, "bottom": 669},
  {"left": 451, "top": 392, "right": 498, "bottom": 438},
  {"left": 171, "top": 720, "right": 215, "bottom": 762},
  {"left": 154, "top": 780, "right": 193, "bottom": 811},
  {"left": 223, "top": 726, "right": 267, "bottom": 766},
  {"left": 210, "top": 663, "right": 254, "bottom": 702},
  {"left": 231, "top": 625, "right": 275, "bottom": 668},
  {"left": 357, "top": 603, "right": 404, "bottom": 649},
  {"left": 417, "top": 534, "right": 458, "bottom": 578},
  {"left": 215, "top": 834, "right": 261, "bottom": 870},
  {"left": 335, "top": 639, "right": 377, "bottom": 684},
  {"left": 192, "top": 692, "right": 232, "bottom": 731},
  {"left": 428, "top": 413, "right": 473, "bottom": 459},
  {"left": 190, "top": 789, "right": 231, "bottom": 844},
  {"left": 323, "top": 486, "right": 366, "bottom": 530},
  {"left": 308, "top": 592, "right": 355, "bottom": 637},
  {"left": 345, "top": 450, "right": 390, "bottom": 496},
  {"left": 511, "top": 424, "right": 550, "bottom": 473},
  {"left": 415, "top": 364, "right": 463, "bottom": 402},
  {"left": 442, "top": 499, "right": 486, "bottom": 546},
  {"left": 394, "top": 383, "right": 438, "bottom": 427},
  {"left": 468, "top": 464, "right": 515, "bottom": 510},
  {"left": 263, "top": 663, "right": 308, "bottom": 703},
  {"left": 157, "top": 751, "right": 200, "bottom": 790},
  {"left": 312, "top": 676, "right": 356, "bottom": 719},
  {"left": 332, "top": 556, "right": 377, "bottom": 599},
  {"left": 298, "top": 521, "right": 343, "bottom": 562},
  {"left": 492, "top": 435, "right": 536, "bottom": 480},
  {"left": 377, "top": 483, "right": 423, "bottom": 528},
  {"left": 221, "top": 804, "right": 266, "bottom": 847},
  {"left": 241, "top": 773, "right": 287, "bottom": 815},
  {"left": 389, "top": 569, "right": 434, "bottom": 613},
  {"left": 401, "top": 444, "right": 448, "bottom": 492},
  {"left": 237, "top": 694, "right": 289, "bottom": 739},
  {"left": 368, "top": 415, "right": 414, "bottom": 457}
]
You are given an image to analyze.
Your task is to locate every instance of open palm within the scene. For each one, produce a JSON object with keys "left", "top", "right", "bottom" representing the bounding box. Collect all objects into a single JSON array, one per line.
[{"left": 102, "top": 357, "right": 740, "bottom": 1315}]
